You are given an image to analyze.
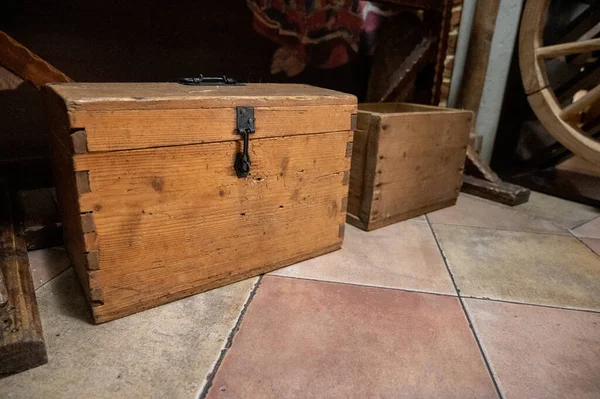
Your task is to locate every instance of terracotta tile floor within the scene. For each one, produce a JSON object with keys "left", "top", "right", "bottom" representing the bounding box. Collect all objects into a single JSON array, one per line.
[{"left": 2, "top": 192, "right": 600, "bottom": 399}]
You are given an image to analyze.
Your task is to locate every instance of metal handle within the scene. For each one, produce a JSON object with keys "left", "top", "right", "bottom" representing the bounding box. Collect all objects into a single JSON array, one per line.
[
  {"left": 177, "top": 75, "right": 243, "bottom": 86},
  {"left": 234, "top": 107, "right": 255, "bottom": 178}
]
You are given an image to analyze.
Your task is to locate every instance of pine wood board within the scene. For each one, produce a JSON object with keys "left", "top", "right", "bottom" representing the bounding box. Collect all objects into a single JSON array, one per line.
[
  {"left": 369, "top": 112, "right": 469, "bottom": 222},
  {"left": 0, "top": 31, "right": 71, "bottom": 89},
  {"left": 46, "top": 83, "right": 357, "bottom": 111},
  {"left": 0, "top": 186, "right": 47, "bottom": 374},
  {"left": 45, "top": 82, "right": 356, "bottom": 322},
  {"left": 457, "top": 0, "right": 501, "bottom": 113},
  {"left": 346, "top": 199, "right": 456, "bottom": 231},
  {"left": 60, "top": 130, "right": 352, "bottom": 322},
  {"left": 67, "top": 105, "right": 356, "bottom": 152},
  {"left": 347, "top": 103, "right": 471, "bottom": 230}
]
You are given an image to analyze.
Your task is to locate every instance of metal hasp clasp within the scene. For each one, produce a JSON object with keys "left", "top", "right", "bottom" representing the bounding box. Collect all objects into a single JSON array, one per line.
[
  {"left": 177, "top": 75, "right": 244, "bottom": 86},
  {"left": 234, "top": 107, "right": 255, "bottom": 178}
]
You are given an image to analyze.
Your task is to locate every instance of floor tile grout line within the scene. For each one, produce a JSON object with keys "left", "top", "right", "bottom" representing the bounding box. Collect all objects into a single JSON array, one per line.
[
  {"left": 566, "top": 228, "right": 600, "bottom": 259},
  {"left": 34, "top": 265, "right": 72, "bottom": 292},
  {"left": 425, "top": 214, "right": 504, "bottom": 399},
  {"left": 268, "top": 274, "right": 458, "bottom": 298},
  {"left": 428, "top": 221, "right": 570, "bottom": 237},
  {"left": 569, "top": 214, "right": 600, "bottom": 231},
  {"left": 463, "top": 295, "right": 600, "bottom": 315},
  {"left": 197, "top": 275, "right": 264, "bottom": 399}
]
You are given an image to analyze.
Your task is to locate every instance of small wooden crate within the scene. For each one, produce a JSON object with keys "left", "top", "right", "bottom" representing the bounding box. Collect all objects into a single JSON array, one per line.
[
  {"left": 347, "top": 103, "right": 472, "bottom": 231},
  {"left": 43, "top": 83, "right": 356, "bottom": 323}
]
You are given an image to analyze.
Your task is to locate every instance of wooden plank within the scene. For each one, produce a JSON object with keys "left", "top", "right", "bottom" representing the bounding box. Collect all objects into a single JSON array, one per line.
[
  {"left": 431, "top": 0, "right": 453, "bottom": 105},
  {"left": 93, "top": 243, "right": 341, "bottom": 324},
  {"left": 465, "top": 145, "right": 501, "bottom": 183},
  {"left": 45, "top": 83, "right": 357, "bottom": 112},
  {"left": 0, "top": 30, "right": 71, "bottom": 89},
  {"left": 347, "top": 103, "right": 471, "bottom": 229},
  {"left": 45, "top": 96, "right": 96, "bottom": 304},
  {"left": 461, "top": 175, "right": 530, "bottom": 206},
  {"left": 66, "top": 105, "right": 356, "bottom": 152},
  {"left": 347, "top": 198, "right": 456, "bottom": 231},
  {"left": 0, "top": 266, "right": 7, "bottom": 306},
  {"left": 347, "top": 128, "right": 368, "bottom": 218},
  {"left": 67, "top": 131, "right": 351, "bottom": 322},
  {"left": 457, "top": 0, "right": 501, "bottom": 113},
  {"left": 368, "top": 110, "right": 470, "bottom": 224},
  {"left": 0, "top": 186, "right": 47, "bottom": 375}
]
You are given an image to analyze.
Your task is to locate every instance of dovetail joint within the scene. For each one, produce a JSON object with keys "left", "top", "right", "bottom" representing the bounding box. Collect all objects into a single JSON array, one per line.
[
  {"left": 70, "top": 129, "right": 88, "bottom": 154},
  {"left": 86, "top": 251, "right": 100, "bottom": 270},
  {"left": 89, "top": 287, "right": 104, "bottom": 306},
  {"left": 342, "top": 170, "right": 350, "bottom": 186},
  {"left": 341, "top": 197, "right": 348, "bottom": 213},
  {"left": 81, "top": 212, "right": 96, "bottom": 233},
  {"left": 345, "top": 142, "right": 353, "bottom": 158},
  {"left": 75, "top": 171, "right": 91, "bottom": 194}
]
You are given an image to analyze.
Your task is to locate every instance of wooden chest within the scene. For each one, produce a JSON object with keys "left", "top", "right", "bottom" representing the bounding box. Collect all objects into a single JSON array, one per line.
[
  {"left": 347, "top": 103, "right": 472, "bottom": 231},
  {"left": 43, "top": 83, "right": 356, "bottom": 323}
]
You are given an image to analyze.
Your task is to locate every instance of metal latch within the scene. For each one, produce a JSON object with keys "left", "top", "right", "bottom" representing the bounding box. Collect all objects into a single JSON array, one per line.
[
  {"left": 234, "top": 107, "right": 255, "bottom": 178},
  {"left": 177, "top": 75, "right": 244, "bottom": 86}
]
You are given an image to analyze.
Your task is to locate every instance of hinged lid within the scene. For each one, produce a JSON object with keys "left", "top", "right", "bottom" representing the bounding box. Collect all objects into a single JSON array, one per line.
[{"left": 43, "top": 83, "right": 357, "bottom": 153}]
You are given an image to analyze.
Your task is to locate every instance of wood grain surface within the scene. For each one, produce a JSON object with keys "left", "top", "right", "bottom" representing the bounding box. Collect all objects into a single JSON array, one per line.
[
  {"left": 0, "top": 30, "right": 71, "bottom": 89},
  {"left": 68, "top": 105, "right": 355, "bottom": 152},
  {"left": 45, "top": 83, "right": 355, "bottom": 322},
  {"left": 46, "top": 83, "right": 356, "bottom": 111},
  {"left": 0, "top": 186, "right": 47, "bottom": 374},
  {"left": 347, "top": 103, "right": 471, "bottom": 230},
  {"left": 76, "top": 131, "right": 351, "bottom": 322}
]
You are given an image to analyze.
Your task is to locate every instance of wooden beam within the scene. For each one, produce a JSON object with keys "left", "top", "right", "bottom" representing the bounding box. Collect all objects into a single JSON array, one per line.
[
  {"left": 0, "top": 270, "right": 7, "bottom": 306},
  {"left": 465, "top": 145, "right": 501, "bottom": 182},
  {"left": 461, "top": 175, "right": 531, "bottom": 206},
  {"left": 0, "top": 30, "right": 71, "bottom": 89},
  {"left": 463, "top": 145, "right": 531, "bottom": 205},
  {"left": 458, "top": 0, "right": 501, "bottom": 114},
  {"left": 0, "top": 185, "right": 47, "bottom": 375}
]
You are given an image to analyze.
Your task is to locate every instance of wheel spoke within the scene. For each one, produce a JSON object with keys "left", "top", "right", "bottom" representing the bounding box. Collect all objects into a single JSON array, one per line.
[
  {"left": 536, "top": 38, "right": 600, "bottom": 58},
  {"left": 560, "top": 83, "right": 600, "bottom": 121}
]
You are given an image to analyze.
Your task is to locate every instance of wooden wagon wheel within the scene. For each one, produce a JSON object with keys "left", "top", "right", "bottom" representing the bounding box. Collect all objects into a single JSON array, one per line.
[{"left": 519, "top": 0, "right": 600, "bottom": 166}]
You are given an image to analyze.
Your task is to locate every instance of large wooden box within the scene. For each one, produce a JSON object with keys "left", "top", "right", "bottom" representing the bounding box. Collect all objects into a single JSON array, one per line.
[
  {"left": 347, "top": 103, "right": 472, "bottom": 231},
  {"left": 43, "top": 83, "right": 356, "bottom": 323}
]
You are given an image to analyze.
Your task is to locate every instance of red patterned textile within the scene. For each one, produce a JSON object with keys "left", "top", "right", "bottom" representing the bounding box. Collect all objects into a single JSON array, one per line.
[{"left": 247, "top": 0, "right": 363, "bottom": 76}]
